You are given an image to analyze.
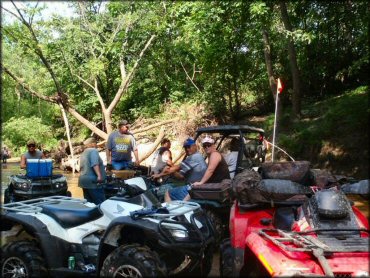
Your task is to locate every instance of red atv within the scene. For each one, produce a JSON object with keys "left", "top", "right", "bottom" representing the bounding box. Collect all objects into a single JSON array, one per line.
[{"left": 220, "top": 161, "right": 369, "bottom": 277}]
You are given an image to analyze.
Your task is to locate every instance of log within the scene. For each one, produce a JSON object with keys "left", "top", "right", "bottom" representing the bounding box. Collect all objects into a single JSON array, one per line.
[
  {"left": 96, "top": 118, "right": 175, "bottom": 147},
  {"left": 173, "top": 150, "right": 186, "bottom": 164},
  {"left": 138, "top": 126, "right": 165, "bottom": 163},
  {"left": 132, "top": 119, "right": 177, "bottom": 135}
]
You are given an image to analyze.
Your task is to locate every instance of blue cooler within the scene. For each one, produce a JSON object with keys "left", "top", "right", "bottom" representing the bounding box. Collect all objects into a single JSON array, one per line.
[{"left": 26, "top": 159, "right": 53, "bottom": 178}]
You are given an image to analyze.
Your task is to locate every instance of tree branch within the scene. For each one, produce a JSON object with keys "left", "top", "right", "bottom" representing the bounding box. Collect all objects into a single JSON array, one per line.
[
  {"left": 181, "top": 61, "right": 200, "bottom": 92},
  {"left": 138, "top": 126, "right": 165, "bottom": 163},
  {"left": 11, "top": 0, "right": 62, "bottom": 93},
  {"left": 107, "top": 34, "right": 156, "bottom": 113},
  {"left": 1, "top": 6, "right": 22, "bottom": 21},
  {"left": 2, "top": 65, "right": 56, "bottom": 103},
  {"left": 132, "top": 119, "right": 177, "bottom": 135},
  {"left": 3, "top": 65, "right": 109, "bottom": 140}
]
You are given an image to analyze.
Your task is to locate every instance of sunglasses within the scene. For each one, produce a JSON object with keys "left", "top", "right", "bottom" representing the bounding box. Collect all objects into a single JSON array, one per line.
[
  {"left": 27, "top": 144, "right": 36, "bottom": 148},
  {"left": 202, "top": 143, "right": 212, "bottom": 148}
]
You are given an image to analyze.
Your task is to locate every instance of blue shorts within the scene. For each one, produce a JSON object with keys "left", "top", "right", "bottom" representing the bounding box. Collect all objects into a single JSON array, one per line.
[
  {"left": 112, "top": 160, "right": 132, "bottom": 170},
  {"left": 169, "top": 185, "right": 191, "bottom": 201}
]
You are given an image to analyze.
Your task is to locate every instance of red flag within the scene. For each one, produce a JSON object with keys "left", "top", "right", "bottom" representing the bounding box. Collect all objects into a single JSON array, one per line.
[{"left": 277, "top": 78, "right": 283, "bottom": 93}]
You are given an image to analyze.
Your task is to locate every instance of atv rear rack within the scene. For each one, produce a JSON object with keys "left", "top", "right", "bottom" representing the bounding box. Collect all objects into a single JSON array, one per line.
[
  {"left": 259, "top": 228, "right": 370, "bottom": 277},
  {"left": 1, "top": 196, "right": 88, "bottom": 214}
]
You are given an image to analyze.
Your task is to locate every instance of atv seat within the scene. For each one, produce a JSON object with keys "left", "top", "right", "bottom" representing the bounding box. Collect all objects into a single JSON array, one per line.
[{"left": 41, "top": 202, "right": 103, "bottom": 228}]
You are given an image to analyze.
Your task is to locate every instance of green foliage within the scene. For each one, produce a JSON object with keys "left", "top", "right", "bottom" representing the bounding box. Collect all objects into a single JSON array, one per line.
[
  {"left": 2, "top": 1, "right": 368, "bottom": 142},
  {"left": 2, "top": 116, "right": 58, "bottom": 156},
  {"left": 265, "top": 86, "right": 368, "bottom": 161}
]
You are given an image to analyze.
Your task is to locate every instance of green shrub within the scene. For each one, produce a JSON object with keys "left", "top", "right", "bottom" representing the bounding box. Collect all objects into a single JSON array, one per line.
[{"left": 2, "top": 116, "right": 58, "bottom": 156}]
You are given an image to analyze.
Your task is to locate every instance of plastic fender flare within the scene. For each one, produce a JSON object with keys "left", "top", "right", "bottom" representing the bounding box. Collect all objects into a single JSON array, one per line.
[
  {"left": 1, "top": 213, "right": 67, "bottom": 269},
  {"left": 245, "top": 232, "right": 275, "bottom": 276},
  {"left": 97, "top": 215, "right": 161, "bottom": 271}
]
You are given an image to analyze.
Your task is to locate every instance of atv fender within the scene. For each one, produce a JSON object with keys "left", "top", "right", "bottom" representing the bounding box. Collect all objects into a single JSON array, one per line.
[
  {"left": 1, "top": 213, "right": 69, "bottom": 269},
  {"left": 97, "top": 215, "right": 161, "bottom": 271}
]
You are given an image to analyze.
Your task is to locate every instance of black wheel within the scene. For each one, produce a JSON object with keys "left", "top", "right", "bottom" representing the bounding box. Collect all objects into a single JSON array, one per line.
[
  {"left": 205, "top": 209, "right": 224, "bottom": 246},
  {"left": 1, "top": 240, "right": 48, "bottom": 278},
  {"left": 100, "top": 244, "right": 166, "bottom": 277},
  {"left": 220, "top": 238, "right": 233, "bottom": 277},
  {"left": 66, "top": 191, "right": 72, "bottom": 197}
]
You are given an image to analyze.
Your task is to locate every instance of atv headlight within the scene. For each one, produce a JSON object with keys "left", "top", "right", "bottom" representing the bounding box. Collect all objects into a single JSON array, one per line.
[
  {"left": 14, "top": 182, "right": 31, "bottom": 191},
  {"left": 355, "top": 271, "right": 369, "bottom": 277},
  {"left": 55, "top": 183, "right": 66, "bottom": 189},
  {"left": 168, "top": 229, "right": 189, "bottom": 239}
]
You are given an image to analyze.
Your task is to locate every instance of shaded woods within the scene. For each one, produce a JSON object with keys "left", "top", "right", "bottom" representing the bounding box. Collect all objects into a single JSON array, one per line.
[{"left": 2, "top": 1, "right": 368, "bottom": 175}]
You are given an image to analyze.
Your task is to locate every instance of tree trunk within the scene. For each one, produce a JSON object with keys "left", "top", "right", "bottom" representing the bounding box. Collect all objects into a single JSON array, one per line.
[
  {"left": 279, "top": 1, "right": 301, "bottom": 118},
  {"left": 58, "top": 103, "right": 76, "bottom": 173},
  {"left": 262, "top": 29, "right": 277, "bottom": 97}
]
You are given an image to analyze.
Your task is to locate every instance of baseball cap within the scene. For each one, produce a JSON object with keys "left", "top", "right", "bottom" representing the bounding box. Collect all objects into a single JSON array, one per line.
[
  {"left": 27, "top": 139, "right": 36, "bottom": 146},
  {"left": 201, "top": 136, "right": 215, "bottom": 144},
  {"left": 183, "top": 138, "right": 196, "bottom": 147},
  {"left": 118, "top": 120, "right": 130, "bottom": 128},
  {"left": 83, "top": 137, "right": 97, "bottom": 146}
]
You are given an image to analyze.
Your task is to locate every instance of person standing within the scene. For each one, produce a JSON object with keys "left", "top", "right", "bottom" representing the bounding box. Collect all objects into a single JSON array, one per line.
[
  {"left": 79, "top": 137, "right": 106, "bottom": 205},
  {"left": 106, "top": 120, "right": 139, "bottom": 170},
  {"left": 2, "top": 147, "right": 9, "bottom": 163},
  {"left": 20, "top": 139, "right": 45, "bottom": 169},
  {"left": 150, "top": 138, "right": 173, "bottom": 175}
]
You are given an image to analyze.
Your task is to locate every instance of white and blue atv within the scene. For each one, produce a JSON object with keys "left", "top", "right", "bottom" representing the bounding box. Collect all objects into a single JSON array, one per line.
[{"left": 0, "top": 179, "right": 215, "bottom": 277}]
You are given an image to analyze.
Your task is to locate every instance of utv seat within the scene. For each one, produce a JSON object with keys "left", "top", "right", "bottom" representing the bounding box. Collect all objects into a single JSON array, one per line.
[
  {"left": 259, "top": 161, "right": 312, "bottom": 186},
  {"left": 41, "top": 202, "right": 103, "bottom": 228}
]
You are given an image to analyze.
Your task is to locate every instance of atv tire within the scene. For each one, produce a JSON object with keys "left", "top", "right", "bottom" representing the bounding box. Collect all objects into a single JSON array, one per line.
[
  {"left": 205, "top": 209, "right": 224, "bottom": 246},
  {"left": 100, "top": 244, "right": 166, "bottom": 277},
  {"left": 220, "top": 238, "right": 233, "bottom": 277},
  {"left": 1, "top": 240, "right": 48, "bottom": 278}
]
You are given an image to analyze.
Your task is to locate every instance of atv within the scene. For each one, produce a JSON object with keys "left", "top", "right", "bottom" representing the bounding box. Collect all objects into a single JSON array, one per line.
[
  {"left": 4, "top": 174, "right": 70, "bottom": 204},
  {"left": 103, "top": 169, "right": 174, "bottom": 201},
  {"left": 4, "top": 159, "right": 71, "bottom": 204},
  {"left": 188, "top": 125, "right": 266, "bottom": 245},
  {"left": 220, "top": 161, "right": 369, "bottom": 277},
  {"left": 1, "top": 178, "right": 215, "bottom": 277}
]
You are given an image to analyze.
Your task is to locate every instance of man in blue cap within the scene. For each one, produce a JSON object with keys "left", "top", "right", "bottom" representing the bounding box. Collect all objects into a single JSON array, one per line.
[{"left": 152, "top": 137, "right": 207, "bottom": 202}]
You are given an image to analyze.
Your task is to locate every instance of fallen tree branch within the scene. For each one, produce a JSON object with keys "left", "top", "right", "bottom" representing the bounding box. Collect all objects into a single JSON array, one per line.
[
  {"left": 132, "top": 119, "right": 177, "bottom": 135},
  {"left": 173, "top": 150, "right": 186, "bottom": 164},
  {"left": 138, "top": 126, "right": 165, "bottom": 163}
]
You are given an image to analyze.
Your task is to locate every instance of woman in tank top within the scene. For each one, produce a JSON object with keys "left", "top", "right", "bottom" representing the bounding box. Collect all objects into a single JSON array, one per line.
[{"left": 192, "top": 136, "right": 230, "bottom": 187}]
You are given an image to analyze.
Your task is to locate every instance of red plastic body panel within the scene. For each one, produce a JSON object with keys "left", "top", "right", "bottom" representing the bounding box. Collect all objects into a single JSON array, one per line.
[{"left": 229, "top": 201, "right": 370, "bottom": 277}]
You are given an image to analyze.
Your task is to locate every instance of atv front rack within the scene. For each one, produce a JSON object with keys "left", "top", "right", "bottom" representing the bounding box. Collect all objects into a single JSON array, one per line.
[
  {"left": 1, "top": 196, "right": 88, "bottom": 214},
  {"left": 259, "top": 228, "right": 370, "bottom": 277}
]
